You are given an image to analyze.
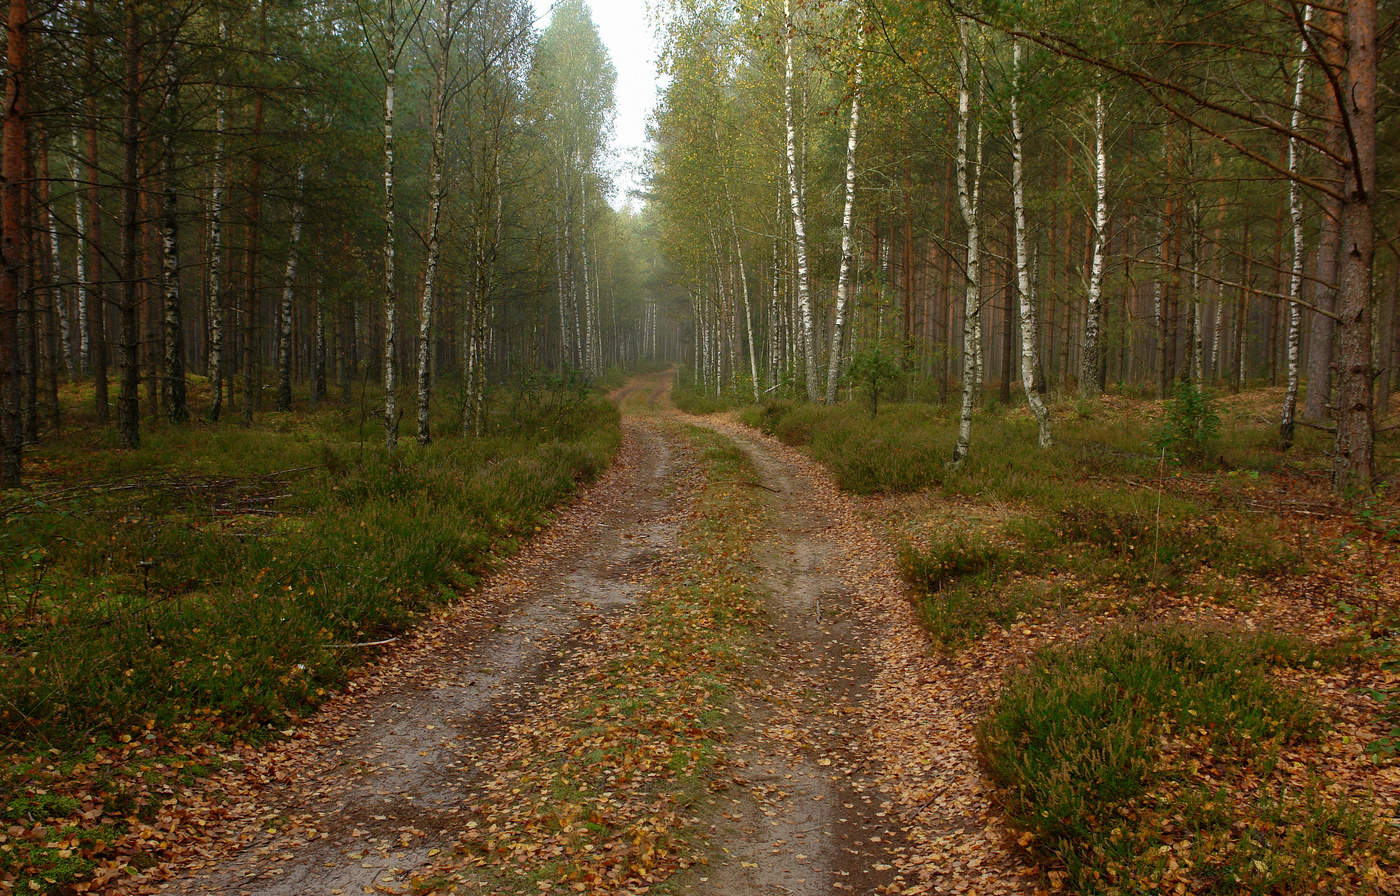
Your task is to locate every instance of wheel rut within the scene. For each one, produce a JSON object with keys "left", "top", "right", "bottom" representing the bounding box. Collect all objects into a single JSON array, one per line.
[{"left": 676, "top": 417, "right": 907, "bottom": 896}]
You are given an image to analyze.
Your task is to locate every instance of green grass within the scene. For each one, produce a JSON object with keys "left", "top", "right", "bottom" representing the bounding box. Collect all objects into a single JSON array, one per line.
[
  {"left": 1, "top": 380, "right": 620, "bottom": 894},
  {"left": 746, "top": 397, "right": 1305, "bottom": 648},
  {"left": 977, "top": 625, "right": 1391, "bottom": 894}
]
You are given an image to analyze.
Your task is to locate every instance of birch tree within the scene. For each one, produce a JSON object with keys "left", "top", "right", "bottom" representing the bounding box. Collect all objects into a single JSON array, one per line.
[
  {"left": 1079, "top": 88, "right": 1108, "bottom": 398},
  {"left": 824, "top": 9, "right": 864, "bottom": 403},
  {"left": 208, "top": 18, "right": 229, "bottom": 422},
  {"left": 358, "top": 0, "right": 424, "bottom": 448},
  {"left": 783, "top": 0, "right": 818, "bottom": 402},
  {"left": 276, "top": 163, "right": 308, "bottom": 413},
  {"left": 1010, "top": 38, "right": 1052, "bottom": 446},
  {"left": 414, "top": 0, "right": 457, "bottom": 445},
  {"left": 951, "top": 17, "right": 983, "bottom": 466},
  {"left": 1279, "top": 4, "right": 1312, "bottom": 450}
]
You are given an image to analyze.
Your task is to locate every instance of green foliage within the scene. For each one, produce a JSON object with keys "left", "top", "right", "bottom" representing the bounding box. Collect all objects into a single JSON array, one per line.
[
  {"left": 977, "top": 626, "right": 1391, "bottom": 894},
  {"left": 1155, "top": 380, "right": 1222, "bottom": 463},
  {"left": 0, "top": 392, "right": 620, "bottom": 753}
]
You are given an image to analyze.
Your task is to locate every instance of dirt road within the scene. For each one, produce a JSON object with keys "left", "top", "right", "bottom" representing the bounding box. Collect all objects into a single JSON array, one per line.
[{"left": 136, "top": 371, "right": 1007, "bottom": 896}]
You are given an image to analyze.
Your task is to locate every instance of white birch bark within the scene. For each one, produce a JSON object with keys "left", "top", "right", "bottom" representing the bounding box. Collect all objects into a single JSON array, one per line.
[
  {"left": 579, "top": 174, "right": 595, "bottom": 375},
  {"left": 207, "top": 20, "right": 227, "bottom": 420},
  {"left": 1080, "top": 89, "right": 1109, "bottom": 397},
  {"left": 952, "top": 17, "right": 982, "bottom": 465},
  {"left": 48, "top": 165, "right": 70, "bottom": 378},
  {"left": 1190, "top": 202, "right": 1203, "bottom": 383},
  {"left": 1211, "top": 280, "right": 1224, "bottom": 381},
  {"left": 313, "top": 273, "right": 326, "bottom": 403},
  {"left": 416, "top": 0, "right": 451, "bottom": 445},
  {"left": 70, "top": 132, "right": 88, "bottom": 374},
  {"left": 1010, "top": 39, "right": 1052, "bottom": 447},
  {"left": 555, "top": 211, "right": 570, "bottom": 367},
  {"left": 783, "top": 0, "right": 818, "bottom": 401},
  {"left": 716, "top": 125, "right": 760, "bottom": 400},
  {"left": 824, "top": 14, "right": 864, "bottom": 402},
  {"left": 276, "top": 162, "right": 307, "bottom": 412},
  {"left": 381, "top": 2, "right": 400, "bottom": 448},
  {"left": 1281, "top": 4, "right": 1313, "bottom": 448}
]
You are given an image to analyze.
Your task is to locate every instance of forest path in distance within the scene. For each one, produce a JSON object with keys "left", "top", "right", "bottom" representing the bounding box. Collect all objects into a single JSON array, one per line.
[{"left": 125, "top": 371, "right": 1031, "bottom": 896}]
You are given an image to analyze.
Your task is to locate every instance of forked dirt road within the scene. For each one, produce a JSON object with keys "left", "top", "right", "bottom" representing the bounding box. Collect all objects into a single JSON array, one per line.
[{"left": 131, "top": 371, "right": 1016, "bottom": 896}]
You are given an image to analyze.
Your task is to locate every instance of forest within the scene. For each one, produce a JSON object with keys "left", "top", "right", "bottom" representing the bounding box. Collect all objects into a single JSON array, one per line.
[{"left": 0, "top": 0, "right": 1397, "bottom": 894}]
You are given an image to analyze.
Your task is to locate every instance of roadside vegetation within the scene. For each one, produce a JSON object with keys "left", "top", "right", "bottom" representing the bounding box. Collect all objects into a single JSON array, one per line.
[
  {"left": 0, "top": 377, "right": 620, "bottom": 894},
  {"left": 712, "top": 380, "right": 1400, "bottom": 894}
]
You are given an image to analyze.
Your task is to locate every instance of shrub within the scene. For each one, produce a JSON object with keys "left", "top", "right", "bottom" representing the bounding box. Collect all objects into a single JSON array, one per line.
[
  {"left": 844, "top": 346, "right": 903, "bottom": 417},
  {"left": 1155, "top": 379, "right": 1221, "bottom": 463}
]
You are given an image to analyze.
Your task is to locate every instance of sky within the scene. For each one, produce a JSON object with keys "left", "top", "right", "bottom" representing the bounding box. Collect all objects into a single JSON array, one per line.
[{"left": 530, "top": 0, "right": 663, "bottom": 208}]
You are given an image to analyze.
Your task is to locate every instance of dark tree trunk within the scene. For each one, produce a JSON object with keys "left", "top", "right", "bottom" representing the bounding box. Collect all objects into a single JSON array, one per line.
[
  {"left": 117, "top": 0, "right": 141, "bottom": 449},
  {"left": 1330, "top": 0, "right": 1377, "bottom": 493},
  {"left": 2, "top": 0, "right": 29, "bottom": 485}
]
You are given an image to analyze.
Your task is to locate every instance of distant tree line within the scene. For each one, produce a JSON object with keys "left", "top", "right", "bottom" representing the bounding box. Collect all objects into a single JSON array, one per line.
[
  {"left": 647, "top": 0, "right": 1395, "bottom": 494},
  {"left": 0, "top": 0, "right": 676, "bottom": 486}
]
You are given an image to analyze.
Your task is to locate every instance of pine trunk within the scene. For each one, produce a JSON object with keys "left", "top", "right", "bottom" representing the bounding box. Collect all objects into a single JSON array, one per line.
[
  {"left": 1330, "top": 0, "right": 1376, "bottom": 493},
  {"left": 116, "top": 1, "right": 141, "bottom": 449}
]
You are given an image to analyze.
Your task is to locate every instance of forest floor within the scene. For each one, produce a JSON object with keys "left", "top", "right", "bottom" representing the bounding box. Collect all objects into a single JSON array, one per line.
[{"left": 10, "top": 373, "right": 1399, "bottom": 895}]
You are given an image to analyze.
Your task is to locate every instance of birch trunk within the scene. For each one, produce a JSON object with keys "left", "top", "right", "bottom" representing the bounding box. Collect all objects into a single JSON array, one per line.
[
  {"left": 382, "top": 9, "right": 399, "bottom": 449},
  {"left": 70, "top": 132, "right": 88, "bottom": 375},
  {"left": 783, "top": 0, "right": 818, "bottom": 401},
  {"left": 1010, "top": 39, "right": 1052, "bottom": 446},
  {"left": 1280, "top": 5, "right": 1312, "bottom": 449},
  {"left": 46, "top": 146, "right": 70, "bottom": 381},
  {"left": 952, "top": 18, "right": 982, "bottom": 466},
  {"left": 416, "top": 0, "right": 451, "bottom": 444},
  {"left": 579, "top": 175, "right": 594, "bottom": 375},
  {"left": 161, "top": 96, "right": 188, "bottom": 425},
  {"left": 1080, "top": 89, "right": 1108, "bottom": 397},
  {"left": 1190, "top": 204, "right": 1203, "bottom": 383},
  {"left": 208, "top": 21, "right": 227, "bottom": 421},
  {"left": 312, "top": 272, "right": 326, "bottom": 404},
  {"left": 38, "top": 138, "right": 61, "bottom": 431},
  {"left": 276, "top": 163, "right": 307, "bottom": 412},
  {"left": 824, "top": 17, "right": 864, "bottom": 402}
]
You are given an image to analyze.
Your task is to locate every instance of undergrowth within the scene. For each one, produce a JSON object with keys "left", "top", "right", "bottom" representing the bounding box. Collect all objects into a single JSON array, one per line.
[
  {"left": 978, "top": 625, "right": 1392, "bottom": 894},
  {"left": 0, "top": 380, "right": 620, "bottom": 893}
]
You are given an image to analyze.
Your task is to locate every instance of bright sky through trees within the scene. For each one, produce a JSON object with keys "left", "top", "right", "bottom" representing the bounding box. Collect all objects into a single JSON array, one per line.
[{"left": 531, "top": 0, "right": 661, "bottom": 207}]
